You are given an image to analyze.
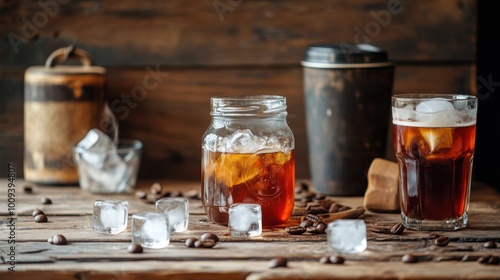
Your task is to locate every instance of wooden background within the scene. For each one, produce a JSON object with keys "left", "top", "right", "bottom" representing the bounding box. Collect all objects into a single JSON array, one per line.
[{"left": 0, "top": 0, "right": 477, "bottom": 180}]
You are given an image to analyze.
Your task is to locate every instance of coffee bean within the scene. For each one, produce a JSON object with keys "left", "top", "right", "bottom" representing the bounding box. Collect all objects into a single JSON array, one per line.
[
  {"left": 194, "top": 239, "right": 216, "bottom": 248},
  {"left": 483, "top": 241, "right": 497, "bottom": 249},
  {"left": 285, "top": 226, "right": 306, "bottom": 235},
  {"left": 370, "top": 226, "right": 391, "bottom": 234},
  {"left": 200, "top": 232, "right": 219, "bottom": 243},
  {"left": 328, "top": 255, "right": 345, "bottom": 264},
  {"left": 306, "top": 226, "right": 320, "bottom": 234},
  {"left": 487, "top": 256, "right": 500, "bottom": 265},
  {"left": 41, "top": 197, "right": 52, "bottom": 205},
  {"left": 299, "top": 220, "right": 313, "bottom": 228},
  {"left": 319, "top": 256, "right": 331, "bottom": 264},
  {"left": 478, "top": 255, "right": 492, "bottom": 264},
  {"left": 304, "top": 214, "right": 322, "bottom": 223},
  {"left": 329, "top": 203, "right": 341, "bottom": 213},
  {"left": 315, "top": 222, "right": 327, "bottom": 234},
  {"left": 461, "top": 254, "right": 471, "bottom": 262},
  {"left": 402, "top": 253, "right": 418, "bottom": 263},
  {"left": 34, "top": 214, "right": 48, "bottom": 223},
  {"left": 24, "top": 185, "right": 33, "bottom": 193},
  {"left": 320, "top": 200, "right": 334, "bottom": 209},
  {"left": 52, "top": 234, "right": 67, "bottom": 245},
  {"left": 434, "top": 235, "right": 450, "bottom": 247},
  {"left": 306, "top": 207, "right": 328, "bottom": 215},
  {"left": 135, "top": 191, "right": 147, "bottom": 199},
  {"left": 127, "top": 244, "right": 143, "bottom": 253},
  {"left": 185, "top": 237, "right": 198, "bottom": 248},
  {"left": 268, "top": 257, "right": 287, "bottom": 268},
  {"left": 391, "top": 223, "right": 405, "bottom": 235},
  {"left": 150, "top": 182, "right": 162, "bottom": 194},
  {"left": 32, "top": 209, "right": 45, "bottom": 217}
]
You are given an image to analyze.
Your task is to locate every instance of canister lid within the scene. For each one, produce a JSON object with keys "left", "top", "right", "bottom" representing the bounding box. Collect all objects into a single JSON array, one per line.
[
  {"left": 25, "top": 46, "right": 106, "bottom": 84},
  {"left": 301, "top": 43, "right": 393, "bottom": 68}
]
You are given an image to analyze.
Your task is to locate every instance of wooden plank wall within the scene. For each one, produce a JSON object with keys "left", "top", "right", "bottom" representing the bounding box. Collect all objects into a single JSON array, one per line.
[{"left": 0, "top": 0, "right": 477, "bottom": 180}]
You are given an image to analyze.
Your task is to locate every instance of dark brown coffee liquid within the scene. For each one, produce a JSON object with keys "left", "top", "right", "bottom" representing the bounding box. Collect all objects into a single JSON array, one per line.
[{"left": 393, "top": 124, "right": 476, "bottom": 221}]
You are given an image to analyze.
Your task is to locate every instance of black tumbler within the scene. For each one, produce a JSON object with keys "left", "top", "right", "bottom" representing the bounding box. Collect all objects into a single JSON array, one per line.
[{"left": 302, "top": 43, "right": 395, "bottom": 196}]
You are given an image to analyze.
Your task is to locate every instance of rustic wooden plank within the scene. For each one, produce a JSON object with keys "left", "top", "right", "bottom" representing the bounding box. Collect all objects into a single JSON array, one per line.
[
  {"left": 0, "top": 0, "right": 476, "bottom": 66},
  {"left": 0, "top": 63, "right": 476, "bottom": 180},
  {"left": 1, "top": 259, "right": 499, "bottom": 280},
  {"left": 0, "top": 240, "right": 496, "bottom": 264}
]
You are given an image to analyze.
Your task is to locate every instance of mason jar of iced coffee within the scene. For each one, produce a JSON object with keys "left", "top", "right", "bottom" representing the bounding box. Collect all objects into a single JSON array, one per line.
[{"left": 201, "top": 95, "right": 295, "bottom": 226}]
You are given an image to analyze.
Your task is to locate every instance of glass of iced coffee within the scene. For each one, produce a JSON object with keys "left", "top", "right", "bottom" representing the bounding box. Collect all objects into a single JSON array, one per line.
[{"left": 392, "top": 94, "right": 477, "bottom": 230}]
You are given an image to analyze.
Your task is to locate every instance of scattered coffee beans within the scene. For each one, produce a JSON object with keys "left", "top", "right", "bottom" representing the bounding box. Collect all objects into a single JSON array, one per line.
[
  {"left": 402, "top": 253, "right": 418, "bottom": 263},
  {"left": 128, "top": 244, "right": 143, "bottom": 253},
  {"left": 32, "top": 209, "right": 44, "bottom": 217},
  {"left": 299, "top": 220, "right": 313, "bottom": 228},
  {"left": 285, "top": 226, "right": 306, "bottom": 235},
  {"left": 329, "top": 255, "right": 345, "bottom": 264},
  {"left": 434, "top": 235, "right": 450, "bottom": 247},
  {"left": 51, "top": 234, "right": 67, "bottom": 245},
  {"left": 200, "top": 232, "right": 219, "bottom": 243},
  {"left": 41, "top": 197, "right": 52, "bottom": 205},
  {"left": 185, "top": 237, "right": 198, "bottom": 248},
  {"left": 34, "top": 214, "right": 48, "bottom": 223},
  {"left": 483, "top": 241, "right": 497, "bottom": 249},
  {"left": 391, "top": 223, "right": 405, "bottom": 235},
  {"left": 268, "top": 257, "right": 287, "bottom": 268}
]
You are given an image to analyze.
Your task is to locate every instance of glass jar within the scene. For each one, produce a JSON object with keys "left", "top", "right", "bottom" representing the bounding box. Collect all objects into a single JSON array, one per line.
[{"left": 201, "top": 95, "right": 295, "bottom": 226}]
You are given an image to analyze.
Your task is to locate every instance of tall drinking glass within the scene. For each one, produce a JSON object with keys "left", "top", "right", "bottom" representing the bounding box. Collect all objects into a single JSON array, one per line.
[{"left": 392, "top": 94, "right": 477, "bottom": 230}]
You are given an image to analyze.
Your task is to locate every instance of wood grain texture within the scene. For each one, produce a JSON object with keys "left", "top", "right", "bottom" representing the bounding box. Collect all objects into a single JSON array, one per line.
[
  {"left": 0, "top": 0, "right": 476, "bottom": 66},
  {"left": 0, "top": 179, "right": 499, "bottom": 280},
  {"left": 0, "top": 64, "right": 476, "bottom": 179}
]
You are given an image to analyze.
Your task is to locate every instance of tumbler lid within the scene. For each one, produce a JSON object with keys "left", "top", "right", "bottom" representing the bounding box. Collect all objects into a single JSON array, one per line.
[{"left": 302, "top": 43, "right": 393, "bottom": 68}]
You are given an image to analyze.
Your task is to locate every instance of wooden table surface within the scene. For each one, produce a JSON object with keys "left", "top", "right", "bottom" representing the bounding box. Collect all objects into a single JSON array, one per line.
[{"left": 1, "top": 179, "right": 499, "bottom": 280}]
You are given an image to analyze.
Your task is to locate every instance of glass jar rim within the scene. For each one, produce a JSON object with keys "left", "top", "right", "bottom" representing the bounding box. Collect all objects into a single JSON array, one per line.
[
  {"left": 392, "top": 93, "right": 477, "bottom": 101},
  {"left": 210, "top": 95, "right": 287, "bottom": 117}
]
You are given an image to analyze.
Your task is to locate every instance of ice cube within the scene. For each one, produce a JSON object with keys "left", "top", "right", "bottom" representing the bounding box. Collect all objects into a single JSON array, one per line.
[
  {"left": 229, "top": 203, "right": 262, "bottom": 237},
  {"left": 131, "top": 212, "right": 170, "bottom": 249},
  {"left": 74, "top": 129, "right": 133, "bottom": 193},
  {"left": 327, "top": 219, "right": 367, "bottom": 253},
  {"left": 93, "top": 199, "right": 128, "bottom": 234},
  {"left": 416, "top": 99, "right": 454, "bottom": 113},
  {"left": 155, "top": 198, "right": 189, "bottom": 232},
  {"left": 76, "top": 129, "right": 116, "bottom": 168},
  {"left": 225, "top": 129, "right": 263, "bottom": 153}
]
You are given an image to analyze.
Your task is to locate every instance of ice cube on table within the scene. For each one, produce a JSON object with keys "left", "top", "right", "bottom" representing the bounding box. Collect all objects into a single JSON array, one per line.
[
  {"left": 229, "top": 203, "right": 262, "bottom": 237},
  {"left": 327, "top": 219, "right": 367, "bottom": 253},
  {"left": 93, "top": 200, "right": 128, "bottom": 234},
  {"left": 132, "top": 212, "right": 170, "bottom": 249},
  {"left": 155, "top": 198, "right": 189, "bottom": 232}
]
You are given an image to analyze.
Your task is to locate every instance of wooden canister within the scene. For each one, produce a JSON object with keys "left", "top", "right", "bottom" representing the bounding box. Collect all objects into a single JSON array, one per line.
[{"left": 24, "top": 46, "right": 107, "bottom": 185}]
